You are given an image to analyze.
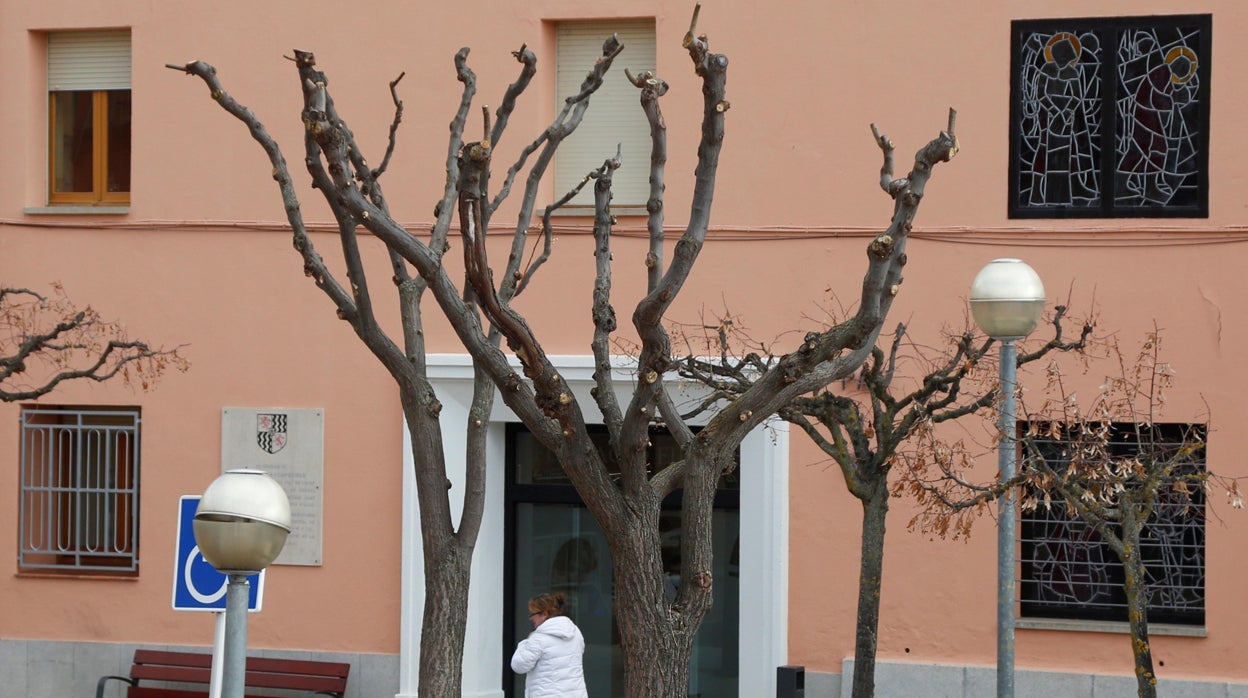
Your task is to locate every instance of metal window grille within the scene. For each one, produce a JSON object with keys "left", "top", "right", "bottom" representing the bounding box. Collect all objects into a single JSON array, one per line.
[
  {"left": 1019, "top": 422, "right": 1205, "bottom": 625},
  {"left": 19, "top": 407, "right": 140, "bottom": 573}
]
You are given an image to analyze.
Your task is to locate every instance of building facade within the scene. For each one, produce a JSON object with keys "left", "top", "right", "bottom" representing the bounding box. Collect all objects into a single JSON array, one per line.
[{"left": 2, "top": 1, "right": 1247, "bottom": 696}]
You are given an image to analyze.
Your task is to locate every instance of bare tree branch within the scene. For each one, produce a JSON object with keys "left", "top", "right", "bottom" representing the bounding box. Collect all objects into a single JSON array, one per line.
[
  {"left": 369, "top": 71, "right": 405, "bottom": 183},
  {"left": 0, "top": 285, "right": 188, "bottom": 401},
  {"left": 170, "top": 8, "right": 966, "bottom": 693},
  {"left": 589, "top": 151, "right": 627, "bottom": 454}
]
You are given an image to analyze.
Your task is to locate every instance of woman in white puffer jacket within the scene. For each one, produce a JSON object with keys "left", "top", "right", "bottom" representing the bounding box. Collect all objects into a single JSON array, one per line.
[{"left": 511, "top": 592, "right": 589, "bottom": 697}]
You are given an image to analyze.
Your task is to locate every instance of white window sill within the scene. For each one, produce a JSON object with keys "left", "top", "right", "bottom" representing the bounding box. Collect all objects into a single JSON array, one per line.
[
  {"left": 1017, "top": 617, "right": 1206, "bottom": 637},
  {"left": 25, "top": 206, "right": 130, "bottom": 216}
]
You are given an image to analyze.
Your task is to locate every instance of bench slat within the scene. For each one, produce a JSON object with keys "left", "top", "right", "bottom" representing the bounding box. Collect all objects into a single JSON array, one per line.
[
  {"left": 233, "top": 671, "right": 347, "bottom": 691},
  {"left": 128, "top": 688, "right": 210, "bottom": 698},
  {"left": 131, "top": 661, "right": 346, "bottom": 690},
  {"left": 133, "top": 649, "right": 213, "bottom": 668},
  {"left": 131, "top": 665, "right": 212, "bottom": 684},
  {"left": 247, "top": 656, "right": 350, "bottom": 673},
  {"left": 128, "top": 689, "right": 312, "bottom": 698}
]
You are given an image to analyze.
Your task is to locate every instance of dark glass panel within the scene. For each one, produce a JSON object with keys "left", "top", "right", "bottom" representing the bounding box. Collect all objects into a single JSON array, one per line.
[
  {"left": 106, "top": 90, "right": 131, "bottom": 193},
  {"left": 514, "top": 428, "right": 739, "bottom": 490},
  {"left": 1016, "top": 29, "right": 1103, "bottom": 209},
  {"left": 1113, "top": 26, "right": 1203, "bottom": 208},
  {"left": 52, "top": 91, "right": 94, "bottom": 193},
  {"left": 510, "top": 503, "right": 739, "bottom": 697}
]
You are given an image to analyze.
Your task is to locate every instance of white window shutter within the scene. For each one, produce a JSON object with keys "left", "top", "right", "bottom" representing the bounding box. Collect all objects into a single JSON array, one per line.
[
  {"left": 555, "top": 20, "right": 656, "bottom": 208},
  {"left": 48, "top": 29, "right": 132, "bottom": 91}
]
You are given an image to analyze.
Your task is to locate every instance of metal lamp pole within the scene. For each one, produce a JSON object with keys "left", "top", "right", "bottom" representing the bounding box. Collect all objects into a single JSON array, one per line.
[
  {"left": 995, "top": 338, "right": 1019, "bottom": 698},
  {"left": 970, "top": 259, "right": 1046, "bottom": 698},
  {"left": 194, "top": 470, "right": 292, "bottom": 698},
  {"left": 221, "top": 574, "right": 252, "bottom": 698}
]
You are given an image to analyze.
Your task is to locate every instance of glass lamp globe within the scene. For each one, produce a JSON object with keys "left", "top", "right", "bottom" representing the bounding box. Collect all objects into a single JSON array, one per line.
[
  {"left": 970, "top": 258, "right": 1046, "bottom": 340},
  {"left": 194, "top": 469, "right": 291, "bottom": 574}
]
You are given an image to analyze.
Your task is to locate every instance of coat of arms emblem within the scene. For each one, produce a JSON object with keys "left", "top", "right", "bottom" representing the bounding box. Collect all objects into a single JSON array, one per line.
[{"left": 256, "top": 413, "right": 288, "bottom": 454}]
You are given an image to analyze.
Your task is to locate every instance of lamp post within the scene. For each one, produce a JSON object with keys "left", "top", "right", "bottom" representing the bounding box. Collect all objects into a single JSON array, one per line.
[
  {"left": 194, "top": 469, "right": 291, "bottom": 698},
  {"left": 970, "top": 259, "right": 1046, "bottom": 698}
]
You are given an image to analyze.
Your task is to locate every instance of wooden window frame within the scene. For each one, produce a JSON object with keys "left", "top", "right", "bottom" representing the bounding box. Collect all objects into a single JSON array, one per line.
[{"left": 48, "top": 89, "right": 130, "bottom": 206}]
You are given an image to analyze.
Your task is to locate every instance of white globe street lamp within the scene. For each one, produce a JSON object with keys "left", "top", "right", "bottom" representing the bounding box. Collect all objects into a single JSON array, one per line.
[
  {"left": 195, "top": 469, "right": 291, "bottom": 698},
  {"left": 970, "top": 258, "right": 1047, "bottom": 341},
  {"left": 970, "top": 259, "right": 1045, "bottom": 698}
]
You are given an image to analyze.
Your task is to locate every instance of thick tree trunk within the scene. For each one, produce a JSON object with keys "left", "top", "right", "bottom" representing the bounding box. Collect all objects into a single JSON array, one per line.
[
  {"left": 1121, "top": 525, "right": 1157, "bottom": 698},
  {"left": 852, "top": 482, "right": 890, "bottom": 698},
  {"left": 417, "top": 543, "right": 473, "bottom": 697},
  {"left": 401, "top": 377, "right": 481, "bottom": 698},
  {"left": 616, "top": 571, "right": 698, "bottom": 694},
  {"left": 619, "top": 610, "right": 694, "bottom": 697},
  {"left": 610, "top": 511, "right": 701, "bottom": 697}
]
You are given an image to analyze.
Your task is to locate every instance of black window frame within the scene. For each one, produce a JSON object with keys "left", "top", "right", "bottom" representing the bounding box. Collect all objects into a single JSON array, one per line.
[
  {"left": 501, "top": 422, "right": 740, "bottom": 696},
  {"left": 1008, "top": 14, "right": 1212, "bottom": 219}
]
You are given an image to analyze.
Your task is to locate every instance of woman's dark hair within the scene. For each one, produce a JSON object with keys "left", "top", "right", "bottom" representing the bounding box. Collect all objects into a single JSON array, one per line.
[{"left": 528, "top": 592, "right": 568, "bottom": 617}]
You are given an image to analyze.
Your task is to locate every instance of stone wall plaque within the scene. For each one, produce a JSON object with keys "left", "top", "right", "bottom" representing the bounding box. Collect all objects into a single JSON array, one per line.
[{"left": 221, "top": 407, "right": 324, "bottom": 566}]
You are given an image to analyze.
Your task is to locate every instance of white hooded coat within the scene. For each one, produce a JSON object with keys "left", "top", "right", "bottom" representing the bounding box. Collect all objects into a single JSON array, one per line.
[{"left": 510, "top": 615, "right": 589, "bottom": 697}]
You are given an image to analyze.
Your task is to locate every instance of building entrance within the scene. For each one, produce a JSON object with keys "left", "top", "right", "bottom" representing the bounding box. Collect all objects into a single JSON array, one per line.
[{"left": 504, "top": 425, "right": 740, "bottom": 697}]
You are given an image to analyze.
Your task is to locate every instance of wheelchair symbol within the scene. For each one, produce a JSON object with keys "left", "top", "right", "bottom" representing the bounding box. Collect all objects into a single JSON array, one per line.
[
  {"left": 174, "top": 495, "right": 263, "bottom": 611},
  {"left": 184, "top": 545, "right": 229, "bottom": 604}
]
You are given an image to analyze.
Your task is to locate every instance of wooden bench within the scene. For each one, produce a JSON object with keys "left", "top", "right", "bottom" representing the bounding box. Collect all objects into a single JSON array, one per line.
[{"left": 95, "top": 648, "right": 350, "bottom": 697}]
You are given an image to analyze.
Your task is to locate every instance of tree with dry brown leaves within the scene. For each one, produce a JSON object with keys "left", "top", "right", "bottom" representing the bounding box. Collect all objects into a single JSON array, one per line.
[
  {"left": 904, "top": 328, "right": 1235, "bottom": 698},
  {"left": 0, "top": 283, "right": 188, "bottom": 402}
]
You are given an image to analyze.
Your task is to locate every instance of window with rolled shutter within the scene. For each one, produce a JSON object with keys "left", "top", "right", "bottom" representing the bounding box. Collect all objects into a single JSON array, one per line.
[
  {"left": 554, "top": 20, "right": 656, "bottom": 211},
  {"left": 47, "top": 29, "right": 131, "bottom": 205}
]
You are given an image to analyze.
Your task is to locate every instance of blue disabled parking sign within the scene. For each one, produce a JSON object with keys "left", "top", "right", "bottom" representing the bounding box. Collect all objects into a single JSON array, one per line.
[{"left": 172, "top": 495, "right": 265, "bottom": 612}]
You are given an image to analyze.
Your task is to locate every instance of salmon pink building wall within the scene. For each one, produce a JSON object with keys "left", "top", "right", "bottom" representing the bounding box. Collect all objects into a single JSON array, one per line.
[{"left": 2, "top": 0, "right": 1246, "bottom": 695}]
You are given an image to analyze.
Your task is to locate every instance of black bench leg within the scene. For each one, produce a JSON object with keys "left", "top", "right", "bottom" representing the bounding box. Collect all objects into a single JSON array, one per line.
[{"left": 96, "top": 675, "right": 136, "bottom": 698}]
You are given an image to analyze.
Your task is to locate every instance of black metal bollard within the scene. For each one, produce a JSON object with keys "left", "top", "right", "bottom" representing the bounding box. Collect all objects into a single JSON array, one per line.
[{"left": 776, "top": 665, "right": 805, "bottom": 698}]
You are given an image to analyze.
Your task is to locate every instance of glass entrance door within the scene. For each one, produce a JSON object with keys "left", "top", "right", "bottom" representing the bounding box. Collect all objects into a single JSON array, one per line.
[{"left": 505, "top": 425, "right": 740, "bottom": 697}]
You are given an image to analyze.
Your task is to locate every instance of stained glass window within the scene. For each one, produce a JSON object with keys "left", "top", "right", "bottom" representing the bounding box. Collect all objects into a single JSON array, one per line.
[
  {"left": 1019, "top": 423, "right": 1206, "bottom": 626},
  {"left": 1010, "top": 15, "right": 1210, "bottom": 218}
]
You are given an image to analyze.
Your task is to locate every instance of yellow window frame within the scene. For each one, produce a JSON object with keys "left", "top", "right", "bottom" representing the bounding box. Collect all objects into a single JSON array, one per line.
[{"left": 48, "top": 90, "right": 130, "bottom": 206}]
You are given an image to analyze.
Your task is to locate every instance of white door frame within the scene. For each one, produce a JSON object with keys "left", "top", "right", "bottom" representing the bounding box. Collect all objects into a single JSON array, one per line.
[{"left": 396, "top": 355, "right": 787, "bottom": 698}]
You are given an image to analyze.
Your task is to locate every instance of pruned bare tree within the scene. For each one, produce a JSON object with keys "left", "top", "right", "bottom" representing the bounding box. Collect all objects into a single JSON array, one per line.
[
  {"left": 0, "top": 283, "right": 188, "bottom": 401},
  {"left": 678, "top": 305, "right": 1091, "bottom": 697},
  {"left": 169, "top": 5, "right": 958, "bottom": 695}
]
